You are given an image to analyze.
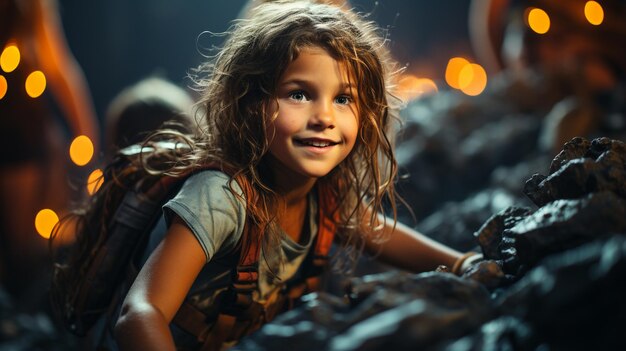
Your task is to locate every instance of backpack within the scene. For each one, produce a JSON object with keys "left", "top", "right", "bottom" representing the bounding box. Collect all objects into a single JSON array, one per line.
[{"left": 50, "top": 141, "right": 337, "bottom": 348}]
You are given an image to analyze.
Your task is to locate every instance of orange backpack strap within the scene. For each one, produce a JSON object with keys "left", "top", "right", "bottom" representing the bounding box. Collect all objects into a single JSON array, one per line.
[
  {"left": 177, "top": 180, "right": 339, "bottom": 350},
  {"left": 221, "top": 219, "right": 260, "bottom": 315},
  {"left": 170, "top": 164, "right": 261, "bottom": 347},
  {"left": 283, "top": 184, "right": 339, "bottom": 296},
  {"left": 312, "top": 184, "right": 338, "bottom": 267}
]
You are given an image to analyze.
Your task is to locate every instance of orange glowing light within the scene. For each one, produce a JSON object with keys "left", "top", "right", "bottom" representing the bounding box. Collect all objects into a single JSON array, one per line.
[
  {"left": 35, "top": 208, "right": 59, "bottom": 239},
  {"left": 584, "top": 1, "right": 604, "bottom": 25},
  {"left": 0, "top": 75, "right": 7, "bottom": 100},
  {"left": 445, "top": 57, "right": 471, "bottom": 89},
  {"left": 87, "top": 168, "right": 104, "bottom": 195},
  {"left": 25, "top": 70, "right": 46, "bottom": 98},
  {"left": 459, "top": 63, "right": 488, "bottom": 96},
  {"left": 69, "top": 135, "right": 94, "bottom": 166},
  {"left": 1, "top": 44, "right": 20, "bottom": 73},
  {"left": 397, "top": 75, "right": 438, "bottom": 101},
  {"left": 527, "top": 8, "right": 550, "bottom": 34}
]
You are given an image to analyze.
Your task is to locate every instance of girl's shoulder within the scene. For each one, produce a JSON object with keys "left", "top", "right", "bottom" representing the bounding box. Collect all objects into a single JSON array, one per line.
[{"left": 182, "top": 169, "right": 246, "bottom": 201}]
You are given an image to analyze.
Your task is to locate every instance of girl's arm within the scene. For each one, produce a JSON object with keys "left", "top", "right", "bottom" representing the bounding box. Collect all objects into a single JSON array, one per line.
[
  {"left": 115, "top": 216, "right": 206, "bottom": 351},
  {"left": 363, "top": 212, "right": 463, "bottom": 273}
]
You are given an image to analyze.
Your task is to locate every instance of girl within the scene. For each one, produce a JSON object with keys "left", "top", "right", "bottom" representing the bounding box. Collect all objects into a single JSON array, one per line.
[{"left": 111, "top": 1, "right": 476, "bottom": 350}]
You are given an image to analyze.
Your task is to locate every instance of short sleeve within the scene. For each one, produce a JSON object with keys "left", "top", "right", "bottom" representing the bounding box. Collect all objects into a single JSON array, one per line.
[{"left": 163, "top": 170, "right": 246, "bottom": 262}]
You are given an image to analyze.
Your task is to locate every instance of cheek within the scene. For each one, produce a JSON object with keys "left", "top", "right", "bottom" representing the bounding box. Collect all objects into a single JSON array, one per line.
[
  {"left": 272, "top": 118, "right": 297, "bottom": 139},
  {"left": 341, "top": 115, "right": 360, "bottom": 147}
]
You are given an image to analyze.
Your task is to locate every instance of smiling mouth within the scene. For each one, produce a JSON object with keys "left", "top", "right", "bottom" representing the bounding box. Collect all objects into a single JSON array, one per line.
[{"left": 294, "top": 139, "right": 339, "bottom": 148}]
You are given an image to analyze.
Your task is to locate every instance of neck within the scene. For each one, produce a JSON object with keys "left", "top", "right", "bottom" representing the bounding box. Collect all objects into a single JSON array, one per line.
[
  {"left": 263, "top": 156, "right": 317, "bottom": 206},
  {"left": 278, "top": 177, "right": 316, "bottom": 206}
]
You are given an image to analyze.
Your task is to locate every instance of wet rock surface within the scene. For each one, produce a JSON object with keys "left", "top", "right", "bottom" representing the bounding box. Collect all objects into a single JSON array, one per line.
[
  {"left": 236, "top": 136, "right": 626, "bottom": 350},
  {"left": 524, "top": 137, "right": 626, "bottom": 207},
  {"left": 235, "top": 273, "right": 495, "bottom": 351}
]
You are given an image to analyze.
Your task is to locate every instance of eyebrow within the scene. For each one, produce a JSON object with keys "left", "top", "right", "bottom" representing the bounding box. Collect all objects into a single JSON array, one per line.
[{"left": 280, "top": 79, "right": 356, "bottom": 92}]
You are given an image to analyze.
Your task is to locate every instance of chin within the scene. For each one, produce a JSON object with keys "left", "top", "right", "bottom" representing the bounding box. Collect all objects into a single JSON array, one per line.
[{"left": 298, "top": 166, "right": 334, "bottom": 179}]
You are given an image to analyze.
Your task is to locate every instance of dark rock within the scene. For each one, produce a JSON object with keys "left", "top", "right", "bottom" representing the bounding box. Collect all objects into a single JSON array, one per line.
[
  {"left": 500, "top": 191, "right": 626, "bottom": 276},
  {"left": 236, "top": 272, "right": 494, "bottom": 351},
  {"left": 497, "top": 235, "right": 626, "bottom": 350},
  {"left": 416, "top": 188, "right": 520, "bottom": 252},
  {"left": 396, "top": 91, "right": 542, "bottom": 221},
  {"left": 475, "top": 206, "right": 533, "bottom": 261},
  {"left": 441, "top": 316, "right": 538, "bottom": 351},
  {"left": 461, "top": 260, "right": 507, "bottom": 291},
  {"left": 524, "top": 137, "right": 626, "bottom": 207}
]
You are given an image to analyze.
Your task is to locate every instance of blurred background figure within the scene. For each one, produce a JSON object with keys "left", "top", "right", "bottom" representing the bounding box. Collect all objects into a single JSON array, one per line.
[
  {"left": 103, "top": 75, "right": 196, "bottom": 159},
  {"left": 469, "top": 0, "right": 626, "bottom": 153},
  {"left": 0, "top": 0, "right": 100, "bottom": 312}
]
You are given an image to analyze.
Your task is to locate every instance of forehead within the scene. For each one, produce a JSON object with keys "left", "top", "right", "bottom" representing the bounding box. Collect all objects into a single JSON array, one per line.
[{"left": 280, "top": 47, "right": 354, "bottom": 86}]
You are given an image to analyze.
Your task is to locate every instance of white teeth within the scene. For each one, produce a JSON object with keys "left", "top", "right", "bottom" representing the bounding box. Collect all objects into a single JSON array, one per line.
[{"left": 299, "top": 140, "right": 332, "bottom": 147}]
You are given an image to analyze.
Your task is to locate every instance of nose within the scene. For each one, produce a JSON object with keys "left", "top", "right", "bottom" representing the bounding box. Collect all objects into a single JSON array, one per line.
[{"left": 310, "top": 100, "right": 335, "bottom": 130}]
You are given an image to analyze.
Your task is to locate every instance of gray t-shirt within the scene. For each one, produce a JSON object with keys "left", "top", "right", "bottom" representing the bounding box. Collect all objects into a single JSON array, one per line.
[{"left": 161, "top": 170, "right": 318, "bottom": 302}]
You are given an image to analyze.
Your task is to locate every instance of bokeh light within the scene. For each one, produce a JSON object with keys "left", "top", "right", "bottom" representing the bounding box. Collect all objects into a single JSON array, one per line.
[
  {"left": 0, "top": 75, "right": 7, "bottom": 100},
  {"left": 459, "top": 63, "right": 487, "bottom": 96},
  {"left": 1, "top": 44, "right": 20, "bottom": 73},
  {"left": 527, "top": 8, "right": 551, "bottom": 34},
  {"left": 87, "top": 168, "right": 104, "bottom": 195},
  {"left": 25, "top": 70, "right": 46, "bottom": 98},
  {"left": 397, "top": 74, "right": 438, "bottom": 101},
  {"left": 35, "top": 208, "right": 59, "bottom": 239},
  {"left": 445, "top": 57, "right": 471, "bottom": 89},
  {"left": 69, "top": 135, "right": 94, "bottom": 166},
  {"left": 584, "top": 1, "right": 604, "bottom": 25}
]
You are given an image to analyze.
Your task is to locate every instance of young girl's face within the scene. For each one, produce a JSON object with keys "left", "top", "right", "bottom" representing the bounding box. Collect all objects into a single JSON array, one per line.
[{"left": 265, "top": 47, "right": 359, "bottom": 181}]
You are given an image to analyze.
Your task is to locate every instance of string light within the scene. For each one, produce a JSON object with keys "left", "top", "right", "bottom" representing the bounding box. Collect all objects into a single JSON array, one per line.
[
  {"left": 0, "top": 44, "right": 20, "bottom": 73},
  {"left": 69, "top": 135, "right": 94, "bottom": 166},
  {"left": 527, "top": 8, "right": 551, "bottom": 34},
  {"left": 35, "top": 209, "right": 59, "bottom": 239},
  {"left": 25, "top": 70, "right": 46, "bottom": 98},
  {"left": 459, "top": 63, "right": 488, "bottom": 96},
  {"left": 87, "top": 169, "right": 104, "bottom": 195},
  {"left": 445, "top": 57, "right": 471, "bottom": 89},
  {"left": 0, "top": 75, "right": 7, "bottom": 99},
  {"left": 584, "top": 1, "right": 604, "bottom": 25}
]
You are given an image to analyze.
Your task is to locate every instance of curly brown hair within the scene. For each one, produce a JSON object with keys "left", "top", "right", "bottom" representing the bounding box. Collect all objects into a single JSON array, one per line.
[
  {"left": 174, "top": 0, "right": 404, "bottom": 269},
  {"left": 54, "top": 0, "right": 404, "bottom": 282}
]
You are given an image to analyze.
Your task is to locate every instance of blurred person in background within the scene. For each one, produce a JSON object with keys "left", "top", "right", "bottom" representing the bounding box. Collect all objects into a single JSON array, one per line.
[
  {"left": 103, "top": 75, "right": 197, "bottom": 160},
  {"left": 0, "top": 0, "right": 100, "bottom": 310}
]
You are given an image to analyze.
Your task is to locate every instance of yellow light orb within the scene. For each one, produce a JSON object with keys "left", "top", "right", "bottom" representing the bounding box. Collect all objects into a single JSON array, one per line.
[
  {"left": 397, "top": 75, "right": 438, "bottom": 101},
  {"left": 35, "top": 208, "right": 59, "bottom": 239},
  {"left": 445, "top": 57, "right": 471, "bottom": 89},
  {"left": 584, "top": 1, "right": 604, "bottom": 25},
  {"left": 25, "top": 70, "right": 46, "bottom": 98},
  {"left": 69, "top": 135, "right": 94, "bottom": 166},
  {"left": 0, "top": 75, "right": 7, "bottom": 100},
  {"left": 86, "top": 168, "right": 104, "bottom": 195},
  {"left": 459, "top": 63, "right": 488, "bottom": 96},
  {"left": 1, "top": 44, "right": 20, "bottom": 73},
  {"left": 527, "top": 8, "right": 551, "bottom": 34}
]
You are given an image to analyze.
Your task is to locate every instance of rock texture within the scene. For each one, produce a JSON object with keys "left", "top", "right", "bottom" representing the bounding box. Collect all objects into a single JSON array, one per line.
[{"left": 235, "top": 137, "right": 626, "bottom": 351}]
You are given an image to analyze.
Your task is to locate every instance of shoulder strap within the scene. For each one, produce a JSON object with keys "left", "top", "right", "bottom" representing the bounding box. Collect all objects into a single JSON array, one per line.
[
  {"left": 175, "top": 181, "right": 339, "bottom": 350},
  {"left": 233, "top": 182, "right": 338, "bottom": 294},
  {"left": 313, "top": 184, "right": 338, "bottom": 264}
]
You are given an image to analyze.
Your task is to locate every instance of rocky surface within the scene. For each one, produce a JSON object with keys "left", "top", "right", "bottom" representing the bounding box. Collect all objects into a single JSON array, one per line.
[{"left": 235, "top": 136, "right": 626, "bottom": 350}]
